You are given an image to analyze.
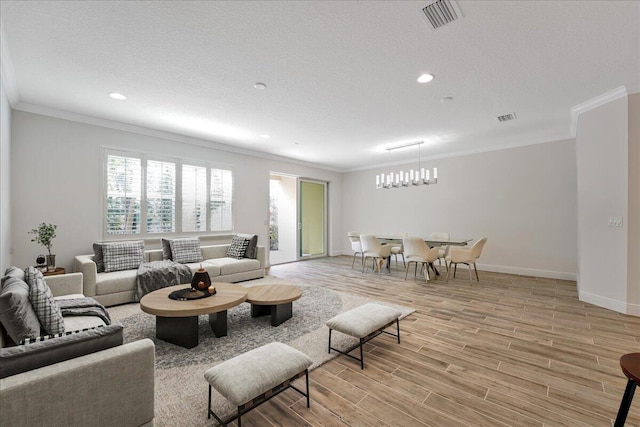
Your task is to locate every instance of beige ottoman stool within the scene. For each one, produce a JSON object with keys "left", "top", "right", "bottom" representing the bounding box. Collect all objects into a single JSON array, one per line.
[
  {"left": 326, "top": 302, "right": 401, "bottom": 369},
  {"left": 204, "top": 342, "right": 312, "bottom": 426}
]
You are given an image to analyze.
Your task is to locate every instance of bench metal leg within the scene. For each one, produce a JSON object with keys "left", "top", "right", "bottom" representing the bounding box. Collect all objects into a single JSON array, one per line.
[{"left": 327, "top": 319, "right": 401, "bottom": 370}]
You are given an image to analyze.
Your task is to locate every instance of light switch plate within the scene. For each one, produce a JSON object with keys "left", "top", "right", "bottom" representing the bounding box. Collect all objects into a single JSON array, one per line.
[{"left": 608, "top": 216, "right": 623, "bottom": 227}]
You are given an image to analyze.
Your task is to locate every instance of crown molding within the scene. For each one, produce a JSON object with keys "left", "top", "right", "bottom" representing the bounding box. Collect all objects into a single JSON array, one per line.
[
  {"left": 0, "top": 23, "right": 20, "bottom": 106},
  {"left": 570, "top": 86, "right": 628, "bottom": 137},
  {"left": 13, "top": 102, "right": 342, "bottom": 173}
]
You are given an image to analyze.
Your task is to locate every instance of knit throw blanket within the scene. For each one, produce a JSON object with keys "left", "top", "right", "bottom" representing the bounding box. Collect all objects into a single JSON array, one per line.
[
  {"left": 136, "top": 260, "right": 193, "bottom": 301},
  {"left": 56, "top": 297, "right": 111, "bottom": 325}
]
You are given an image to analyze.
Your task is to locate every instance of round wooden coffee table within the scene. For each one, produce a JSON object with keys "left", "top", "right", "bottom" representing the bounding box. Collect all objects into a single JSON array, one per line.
[
  {"left": 246, "top": 284, "right": 302, "bottom": 327},
  {"left": 140, "top": 283, "right": 247, "bottom": 348}
]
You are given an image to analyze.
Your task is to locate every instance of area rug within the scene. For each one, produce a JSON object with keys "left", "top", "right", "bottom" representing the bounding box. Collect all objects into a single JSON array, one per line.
[{"left": 108, "top": 275, "right": 414, "bottom": 426}]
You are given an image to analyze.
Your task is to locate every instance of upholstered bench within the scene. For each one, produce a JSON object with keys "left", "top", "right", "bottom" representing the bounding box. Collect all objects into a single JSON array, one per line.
[
  {"left": 326, "top": 302, "right": 401, "bottom": 369},
  {"left": 204, "top": 342, "right": 312, "bottom": 426}
]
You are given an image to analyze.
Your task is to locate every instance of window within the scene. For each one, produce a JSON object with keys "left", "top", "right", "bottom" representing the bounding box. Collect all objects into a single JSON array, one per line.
[
  {"left": 106, "top": 155, "right": 142, "bottom": 234},
  {"left": 104, "top": 151, "right": 233, "bottom": 236},
  {"left": 182, "top": 164, "right": 207, "bottom": 232}
]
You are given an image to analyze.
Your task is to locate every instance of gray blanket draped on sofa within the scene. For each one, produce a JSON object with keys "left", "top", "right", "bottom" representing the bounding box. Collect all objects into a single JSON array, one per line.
[{"left": 135, "top": 260, "right": 193, "bottom": 300}]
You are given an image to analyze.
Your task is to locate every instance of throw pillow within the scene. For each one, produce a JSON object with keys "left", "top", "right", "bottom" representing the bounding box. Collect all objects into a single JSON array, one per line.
[
  {"left": 227, "top": 234, "right": 250, "bottom": 259},
  {"left": 239, "top": 234, "right": 258, "bottom": 259},
  {"left": 24, "top": 267, "right": 65, "bottom": 335},
  {"left": 169, "top": 238, "right": 203, "bottom": 264},
  {"left": 0, "top": 276, "right": 41, "bottom": 344},
  {"left": 93, "top": 243, "right": 105, "bottom": 273},
  {"left": 3, "top": 266, "right": 26, "bottom": 282},
  {"left": 102, "top": 240, "right": 144, "bottom": 272},
  {"left": 161, "top": 238, "right": 173, "bottom": 260}
]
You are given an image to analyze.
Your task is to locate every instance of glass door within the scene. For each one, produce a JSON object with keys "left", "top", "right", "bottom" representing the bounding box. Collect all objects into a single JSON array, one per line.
[{"left": 298, "top": 179, "right": 327, "bottom": 258}]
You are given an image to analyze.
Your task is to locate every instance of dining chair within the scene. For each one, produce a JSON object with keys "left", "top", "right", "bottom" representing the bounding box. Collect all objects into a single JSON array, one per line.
[
  {"left": 347, "top": 231, "right": 364, "bottom": 268},
  {"left": 360, "top": 234, "right": 391, "bottom": 275},
  {"left": 446, "top": 237, "right": 488, "bottom": 283},
  {"left": 402, "top": 237, "right": 440, "bottom": 283},
  {"left": 390, "top": 232, "right": 408, "bottom": 269},
  {"left": 429, "top": 232, "right": 450, "bottom": 271}
]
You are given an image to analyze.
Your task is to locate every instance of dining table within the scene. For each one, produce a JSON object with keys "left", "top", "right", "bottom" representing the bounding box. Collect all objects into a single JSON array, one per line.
[{"left": 375, "top": 235, "right": 473, "bottom": 276}]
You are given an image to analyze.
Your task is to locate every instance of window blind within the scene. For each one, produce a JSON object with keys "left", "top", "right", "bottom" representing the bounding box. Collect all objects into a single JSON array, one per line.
[
  {"left": 146, "top": 160, "right": 176, "bottom": 233},
  {"left": 211, "top": 169, "right": 233, "bottom": 231},
  {"left": 182, "top": 164, "right": 207, "bottom": 232},
  {"left": 106, "top": 155, "right": 142, "bottom": 234}
]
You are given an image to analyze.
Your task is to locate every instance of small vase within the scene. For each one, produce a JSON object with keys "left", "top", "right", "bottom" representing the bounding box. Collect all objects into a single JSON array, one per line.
[
  {"left": 191, "top": 265, "right": 211, "bottom": 292},
  {"left": 46, "top": 255, "right": 56, "bottom": 271}
]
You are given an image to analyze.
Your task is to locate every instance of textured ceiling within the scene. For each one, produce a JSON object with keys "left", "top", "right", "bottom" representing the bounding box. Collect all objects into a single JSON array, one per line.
[{"left": 1, "top": 1, "right": 639, "bottom": 171}]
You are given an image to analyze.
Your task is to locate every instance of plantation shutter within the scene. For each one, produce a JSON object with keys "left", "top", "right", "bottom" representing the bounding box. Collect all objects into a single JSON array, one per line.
[
  {"left": 210, "top": 169, "right": 233, "bottom": 231},
  {"left": 182, "top": 164, "right": 207, "bottom": 232},
  {"left": 106, "top": 155, "right": 142, "bottom": 234},
  {"left": 146, "top": 160, "right": 176, "bottom": 233}
]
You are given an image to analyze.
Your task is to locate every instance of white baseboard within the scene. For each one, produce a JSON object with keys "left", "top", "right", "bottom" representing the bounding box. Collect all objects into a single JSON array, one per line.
[
  {"left": 476, "top": 263, "right": 576, "bottom": 281},
  {"left": 578, "top": 291, "right": 632, "bottom": 315},
  {"left": 332, "top": 253, "right": 576, "bottom": 281}
]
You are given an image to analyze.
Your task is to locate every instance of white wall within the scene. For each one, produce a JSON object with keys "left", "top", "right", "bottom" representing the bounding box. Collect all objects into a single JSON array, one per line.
[
  {"left": 0, "top": 78, "right": 11, "bottom": 273},
  {"left": 343, "top": 140, "right": 578, "bottom": 279},
  {"left": 576, "top": 96, "right": 629, "bottom": 312},
  {"left": 9, "top": 111, "right": 343, "bottom": 271},
  {"left": 628, "top": 93, "right": 640, "bottom": 311}
]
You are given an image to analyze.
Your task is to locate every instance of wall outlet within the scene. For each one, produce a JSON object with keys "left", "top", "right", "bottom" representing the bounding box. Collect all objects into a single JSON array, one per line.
[{"left": 608, "top": 216, "right": 623, "bottom": 227}]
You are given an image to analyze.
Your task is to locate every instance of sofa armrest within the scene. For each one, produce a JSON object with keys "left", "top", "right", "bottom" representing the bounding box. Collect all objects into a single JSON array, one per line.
[
  {"left": 256, "top": 245, "right": 266, "bottom": 268},
  {"left": 44, "top": 273, "right": 83, "bottom": 297},
  {"left": 74, "top": 255, "right": 97, "bottom": 297},
  {"left": 0, "top": 339, "right": 155, "bottom": 427}
]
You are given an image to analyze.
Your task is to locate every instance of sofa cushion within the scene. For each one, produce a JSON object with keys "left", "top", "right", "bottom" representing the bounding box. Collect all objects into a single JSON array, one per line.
[
  {"left": 0, "top": 276, "right": 41, "bottom": 344},
  {"left": 208, "top": 257, "right": 261, "bottom": 276},
  {"left": 187, "top": 261, "right": 221, "bottom": 277},
  {"left": 227, "top": 234, "right": 251, "bottom": 259},
  {"left": 103, "top": 241, "right": 144, "bottom": 272},
  {"left": 93, "top": 243, "right": 105, "bottom": 273},
  {"left": 239, "top": 234, "right": 258, "bottom": 259},
  {"left": 161, "top": 238, "right": 173, "bottom": 260},
  {"left": 0, "top": 324, "right": 124, "bottom": 379},
  {"left": 25, "top": 267, "right": 65, "bottom": 335},
  {"left": 169, "top": 238, "right": 203, "bottom": 264},
  {"left": 3, "top": 266, "right": 25, "bottom": 282},
  {"left": 95, "top": 269, "right": 138, "bottom": 295}
]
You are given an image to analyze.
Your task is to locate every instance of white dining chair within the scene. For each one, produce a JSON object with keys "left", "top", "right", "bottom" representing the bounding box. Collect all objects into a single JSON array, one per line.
[
  {"left": 360, "top": 234, "right": 391, "bottom": 274},
  {"left": 390, "top": 232, "right": 408, "bottom": 269},
  {"left": 429, "top": 232, "right": 450, "bottom": 271},
  {"left": 402, "top": 236, "right": 440, "bottom": 283},
  {"left": 347, "top": 231, "right": 364, "bottom": 268},
  {"left": 446, "top": 237, "right": 488, "bottom": 283}
]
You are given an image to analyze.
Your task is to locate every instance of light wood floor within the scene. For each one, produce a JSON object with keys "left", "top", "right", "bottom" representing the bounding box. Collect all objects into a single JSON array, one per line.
[{"left": 230, "top": 256, "right": 640, "bottom": 426}]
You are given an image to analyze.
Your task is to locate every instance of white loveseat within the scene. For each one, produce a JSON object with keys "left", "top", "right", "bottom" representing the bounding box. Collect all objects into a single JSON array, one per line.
[{"left": 74, "top": 244, "right": 266, "bottom": 307}]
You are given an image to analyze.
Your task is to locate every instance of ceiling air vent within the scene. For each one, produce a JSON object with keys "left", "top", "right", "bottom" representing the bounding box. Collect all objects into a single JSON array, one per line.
[
  {"left": 497, "top": 113, "right": 517, "bottom": 122},
  {"left": 420, "top": 0, "right": 463, "bottom": 30}
]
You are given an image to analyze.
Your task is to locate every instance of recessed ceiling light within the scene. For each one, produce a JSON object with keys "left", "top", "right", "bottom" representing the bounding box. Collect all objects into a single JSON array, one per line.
[
  {"left": 441, "top": 96, "right": 454, "bottom": 103},
  {"left": 254, "top": 82, "right": 267, "bottom": 90},
  {"left": 417, "top": 73, "right": 434, "bottom": 83},
  {"left": 260, "top": 134, "right": 271, "bottom": 139},
  {"left": 109, "top": 92, "right": 127, "bottom": 100}
]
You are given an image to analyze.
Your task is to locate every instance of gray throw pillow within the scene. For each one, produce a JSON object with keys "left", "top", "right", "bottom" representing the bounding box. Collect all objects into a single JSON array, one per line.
[
  {"left": 169, "top": 238, "right": 203, "bottom": 264},
  {"left": 0, "top": 276, "right": 41, "bottom": 344},
  {"left": 161, "top": 238, "right": 173, "bottom": 260},
  {"left": 93, "top": 243, "right": 105, "bottom": 273},
  {"left": 24, "top": 267, "right": 65, "bottom": 335},
  {"left": 238, "top": 234, "right": 258, "bottom": 259},
  {"left": 0, "top": 324, "right": 124, "bottom": 379},
  {"left": 3, "top": 266, "right": 26, "bottom": 282},
  {"left": 102, "top": 240, "right": 144, "bottom": 272}
]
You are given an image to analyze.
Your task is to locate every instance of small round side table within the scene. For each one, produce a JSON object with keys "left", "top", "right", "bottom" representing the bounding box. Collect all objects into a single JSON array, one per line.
[{"left": 615, "top": 353, "right": 640, "bottom": 426}]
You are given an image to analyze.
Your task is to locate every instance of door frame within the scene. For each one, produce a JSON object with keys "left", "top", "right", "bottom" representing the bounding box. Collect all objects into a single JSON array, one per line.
[{"left": 297, "top": 178, "right": 328, "bottom": 260}]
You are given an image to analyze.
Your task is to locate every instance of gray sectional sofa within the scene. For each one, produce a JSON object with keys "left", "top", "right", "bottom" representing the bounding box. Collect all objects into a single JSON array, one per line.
[{"left": 74, "top": 243, "right": 266, "bottom": 306}]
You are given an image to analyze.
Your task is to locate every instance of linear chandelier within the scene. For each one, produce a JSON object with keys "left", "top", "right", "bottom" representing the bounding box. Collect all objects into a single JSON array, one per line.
[{"left": 376, "top": 141, "right": 438, "bottom": 189}]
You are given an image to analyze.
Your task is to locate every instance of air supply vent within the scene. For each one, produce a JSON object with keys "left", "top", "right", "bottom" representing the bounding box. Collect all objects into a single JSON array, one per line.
[
  {"left": 497, "top": 113, "right": 517, "bottom": 122},
  {"left": 420, "top": 0, "right": 463, "bottom": 30}
]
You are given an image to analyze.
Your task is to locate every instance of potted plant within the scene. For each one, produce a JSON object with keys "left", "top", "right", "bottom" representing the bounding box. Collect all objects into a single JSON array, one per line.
[{"left": 29, "top": 223, "right": 57, "bottom": 271}]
